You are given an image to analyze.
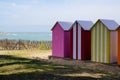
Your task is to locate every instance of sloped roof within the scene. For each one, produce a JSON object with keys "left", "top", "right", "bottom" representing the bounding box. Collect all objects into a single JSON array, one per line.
[
  {"left": 51, "top": 21, "right": 73, "bottom": 31},
  {"left": 58, "top": 21, "right": 73, "bottom": 30},
  {"left": 76, "top": 20, "right": 93, "bottom": 30},
  {"left": 99, "top": 19, "right": 119, "bottom": 30}
]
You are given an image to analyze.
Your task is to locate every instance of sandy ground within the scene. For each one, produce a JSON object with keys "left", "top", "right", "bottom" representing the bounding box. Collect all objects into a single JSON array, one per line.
[
  {"left": 48, "top": 57, "right": 120, "bottom": 75},
  {"left": 0, "top": 49, "right": 51, "bottom": 60},
  {"left": 25, "top": 50, "right": 52, "bottom": 59},
  {"left": 0, "top": 50, "right": 120, "bottom": 79},
  {"left": 29, "top": 50, "right": 120, "bottom": 76},
  {"left": 0, "top": 49, "right": 120, "bottom": 74}
]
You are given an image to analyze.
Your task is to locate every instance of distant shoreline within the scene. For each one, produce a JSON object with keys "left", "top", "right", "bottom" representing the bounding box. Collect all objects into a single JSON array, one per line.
[
  {"left": 0, "top": 32, "right": 9, "bottom": 34},
  {"left": 0, "top": 38, "right": 52, "bottom": 42},
  {"left": 0, "top": 32, "right": 52, "bottom": 41}
]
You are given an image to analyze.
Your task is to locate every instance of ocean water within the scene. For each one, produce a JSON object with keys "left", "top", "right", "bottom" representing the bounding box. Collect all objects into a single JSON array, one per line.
[{"left": 0, "top": 32, "right": 52, "bottom": 41}]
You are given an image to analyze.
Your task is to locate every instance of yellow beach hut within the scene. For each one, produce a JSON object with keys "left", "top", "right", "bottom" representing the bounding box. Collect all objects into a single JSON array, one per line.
[{"left": 91, "top": 19, "right": 119, "bottom": 63}]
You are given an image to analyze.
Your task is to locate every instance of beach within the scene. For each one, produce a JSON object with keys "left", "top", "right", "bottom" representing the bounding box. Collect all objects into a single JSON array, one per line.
[
  {"left": 0, "top": 49, "right": 120, "bottom": 80},
  {"left": 0, "top": 34, "right": 120, "bottom": 80}
]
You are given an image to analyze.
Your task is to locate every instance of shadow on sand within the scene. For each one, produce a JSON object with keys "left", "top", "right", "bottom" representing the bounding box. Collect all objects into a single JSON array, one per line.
[{"left": 0, "top": 55, "right": 114, "bottom": 80}]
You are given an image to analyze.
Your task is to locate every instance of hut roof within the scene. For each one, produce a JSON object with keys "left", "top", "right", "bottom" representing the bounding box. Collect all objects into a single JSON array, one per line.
[
  {"left": 51, "top": 21, "right": 73, "bottom": 31},
  {"left": 99, "top": 19, "right": 119, "bottom": 30},
  {"left": 76, "top": 20, "right": 93, "bottom": 30}
]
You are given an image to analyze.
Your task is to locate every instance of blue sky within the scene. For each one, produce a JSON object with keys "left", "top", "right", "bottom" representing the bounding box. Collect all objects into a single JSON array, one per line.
[{"left": 0, "top": 0, "right": 120, "bottom": 32}]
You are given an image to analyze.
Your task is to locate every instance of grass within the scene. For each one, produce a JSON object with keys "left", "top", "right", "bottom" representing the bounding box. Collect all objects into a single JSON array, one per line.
[{"left": 0, "top": 50, "right": 119, "bottom": 80}]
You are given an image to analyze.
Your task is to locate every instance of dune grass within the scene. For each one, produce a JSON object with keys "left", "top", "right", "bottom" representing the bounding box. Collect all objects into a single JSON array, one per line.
[{"left": 0, "top": 50, "right": 119, "bottom": 80}]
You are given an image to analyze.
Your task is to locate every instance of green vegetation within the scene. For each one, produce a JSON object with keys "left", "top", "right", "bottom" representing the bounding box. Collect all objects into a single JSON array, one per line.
[
  {"left": 0, "top": 39, "right": 52, "bottom": 50},
  {"left": 39, "top": 41, "right": 47, "bottom": 50},
  {"left": 0, "top": 50, "right": 119, "bottom": 80}
]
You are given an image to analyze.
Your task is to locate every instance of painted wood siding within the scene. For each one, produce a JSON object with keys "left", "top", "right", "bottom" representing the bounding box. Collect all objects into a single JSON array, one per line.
[
  {"left": 72, "top": 23, "right": 82, "bottom": 60},
  {"left": 64, "top": 31, "right": 70, "bottom": 57},
  {"left": 73, "top": 23, "right": 78, "bottom": 59},
  {"left": 70, "top": 28, "right": 73, "bottom": 59},
  {"left": 118, "top": 27, "right": 120, "bottom": 65},
  {"left": 70, "top": 22, "right": 91, "bottom": 60},
  {"left": 81, "top": 28, "right": 91, "bottom": 60},
  {"left": 110, "top": 31, "right": 118, "bottom": 63},
  {"left": 52, "top": 23, "right": 64, "bottom": 57},
  {"left": 91, "top": 22, "right": 110, "bottom": 63}
]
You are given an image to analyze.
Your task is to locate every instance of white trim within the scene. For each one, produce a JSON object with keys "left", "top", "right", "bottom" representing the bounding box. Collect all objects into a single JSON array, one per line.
[
  {"left": 73, "top": 25, "right": 76, "bottom": 59},
  {"left": 78, "top": 25, "right": 81, "bottom": 60}
]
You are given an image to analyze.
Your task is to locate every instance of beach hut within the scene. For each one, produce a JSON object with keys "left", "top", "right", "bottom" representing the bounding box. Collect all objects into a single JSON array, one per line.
[
  {"left": 91, "top": 19, "right": 119, "bottom": 63},
  {"left": 69, "top": 20, "right": 93, "bottom": 60},
  {"left": 118, "top": 26, "right": 120, "bottom": 65},
  {"left": 51, "top": 21, "right": 73, "bottom": 58}
]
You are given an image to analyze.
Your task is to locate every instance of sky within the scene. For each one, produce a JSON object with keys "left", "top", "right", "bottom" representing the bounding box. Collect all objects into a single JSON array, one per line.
[{"left": 0, "top": 0, "right": 120, "bottom": 32}]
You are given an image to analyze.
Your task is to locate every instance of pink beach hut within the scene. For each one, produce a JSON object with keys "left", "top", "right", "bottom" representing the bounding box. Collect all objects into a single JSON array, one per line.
[{"left": 51, "top": 21, "right": 73, "bottom": 58}]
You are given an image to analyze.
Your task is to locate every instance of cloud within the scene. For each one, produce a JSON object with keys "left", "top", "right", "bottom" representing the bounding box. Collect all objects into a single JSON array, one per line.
[{"left": 0, "top": 0, "right": 120, "bottom": 32}]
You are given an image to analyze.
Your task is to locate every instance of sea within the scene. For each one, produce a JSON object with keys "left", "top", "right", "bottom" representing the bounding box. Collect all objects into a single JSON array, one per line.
[{"left": 0, "top": 32, "right": 52, "bottom": 41}]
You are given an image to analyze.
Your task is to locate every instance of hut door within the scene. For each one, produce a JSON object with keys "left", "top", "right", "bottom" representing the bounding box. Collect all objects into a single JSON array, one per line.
[{"left": 73, "top": 23, "right": 81, "bottom": 60}]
